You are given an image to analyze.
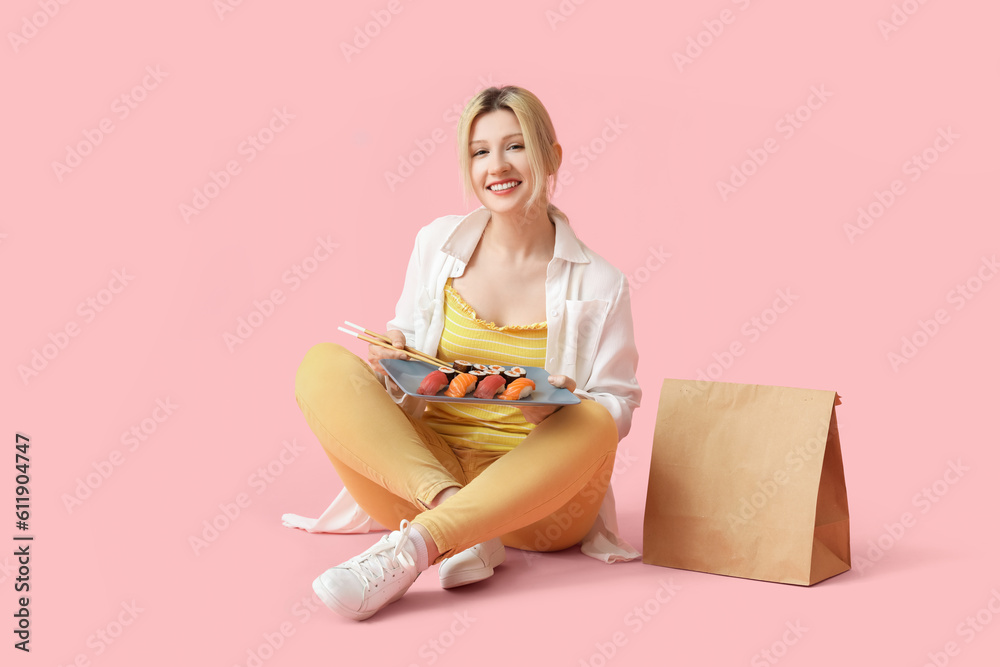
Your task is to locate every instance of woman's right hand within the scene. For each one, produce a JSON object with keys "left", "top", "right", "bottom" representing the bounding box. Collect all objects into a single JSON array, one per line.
[{"left": 368, "top": 329, "right": 408, "bottom": 390}]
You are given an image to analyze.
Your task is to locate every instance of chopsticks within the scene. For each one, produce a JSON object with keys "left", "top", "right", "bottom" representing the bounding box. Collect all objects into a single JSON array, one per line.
[{"left": 339, "top": 321, "right": 450, "bottom": 368}]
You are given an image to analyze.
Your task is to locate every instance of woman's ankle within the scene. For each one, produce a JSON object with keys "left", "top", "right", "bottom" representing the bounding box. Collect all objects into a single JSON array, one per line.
[
  {"left": 411, "top": 522, "right": 441, "bottom": 563},
  {"left": 429, "top": 485, "right": 460, "bottom": 508}
]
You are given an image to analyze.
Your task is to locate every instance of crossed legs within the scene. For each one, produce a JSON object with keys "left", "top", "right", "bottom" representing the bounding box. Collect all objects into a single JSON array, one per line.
[{"left": 294, "top": 343, "right": 619, "bottom": 563}]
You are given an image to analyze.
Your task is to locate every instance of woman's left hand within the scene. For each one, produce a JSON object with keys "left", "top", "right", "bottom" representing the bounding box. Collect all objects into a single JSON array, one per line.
[{"left": 519, "top": 375, "right": 577, "bottom": 425}]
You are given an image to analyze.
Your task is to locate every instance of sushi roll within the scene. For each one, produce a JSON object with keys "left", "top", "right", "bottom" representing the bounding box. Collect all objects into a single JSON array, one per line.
[
  {"left": 487, "top": 365, "right": 505, "bottom": 373},
  {"left": 418, "top": 371, "right": 449, "bottom": 395},
  {"left": 501, "top": 370, "right": 522, "bottom": 385},
  {"left": 452, "top": 360, "right": 473, "bottom": 373},
  {"left": 469, "top": 370, "right": 489, "bottom": 380},
  {"left": 444, "top": 372, "right": 478, "bottom": 398},
  {"left": 437, "top": 366, "right": 458, "bottom": 382},
  {"left": 472, "top": 363, "right": 489, "bottom": 372},
  {"left": 509, "top": 366, "right": 527, "bottom": 376},
  {"left": 500, "top": 378, "right": 535, "bottom": 400},
  {"left": 473, "top": 374, "right": 506, "bottom": 399}
]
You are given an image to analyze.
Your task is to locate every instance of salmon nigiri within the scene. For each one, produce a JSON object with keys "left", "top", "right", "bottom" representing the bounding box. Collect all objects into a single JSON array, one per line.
[
  {"left": 443, "top": 372, "right": 477, "bottom": 398},
  {"left": 500, "top": 377, "right": 535, "bottom": 400}
]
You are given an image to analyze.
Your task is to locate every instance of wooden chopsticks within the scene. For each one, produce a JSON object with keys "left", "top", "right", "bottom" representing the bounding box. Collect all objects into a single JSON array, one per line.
[{"left": 339, "top": 321, "right": 450, "bottom": 368}]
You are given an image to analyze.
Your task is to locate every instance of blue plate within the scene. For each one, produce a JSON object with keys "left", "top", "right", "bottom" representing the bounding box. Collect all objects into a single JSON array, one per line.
[{"left": 380, "top": 359, "right": 581, "bottom": 407}]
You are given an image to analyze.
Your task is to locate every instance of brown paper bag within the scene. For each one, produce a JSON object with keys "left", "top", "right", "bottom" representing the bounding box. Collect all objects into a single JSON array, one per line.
[{"left": 642, "top": 378, "right": 850, "bottom": 585}]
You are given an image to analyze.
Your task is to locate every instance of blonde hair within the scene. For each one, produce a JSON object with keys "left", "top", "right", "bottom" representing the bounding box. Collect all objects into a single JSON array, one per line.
[{"left": 457, "top": 85, "right": 564, "bottom": 221}]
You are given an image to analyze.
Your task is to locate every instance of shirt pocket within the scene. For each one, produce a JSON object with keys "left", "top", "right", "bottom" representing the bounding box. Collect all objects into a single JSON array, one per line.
[{"left": 562, "top": 299, "right": 609, "bottom": 370}]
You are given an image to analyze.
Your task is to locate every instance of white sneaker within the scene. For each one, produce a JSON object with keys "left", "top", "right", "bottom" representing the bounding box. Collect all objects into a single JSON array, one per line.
[
  {"left": 438, "top": 537, "right": 506, "bottom": 589},
  {"left": 312, "top": 520, "right": 421, "bottom": 620}
]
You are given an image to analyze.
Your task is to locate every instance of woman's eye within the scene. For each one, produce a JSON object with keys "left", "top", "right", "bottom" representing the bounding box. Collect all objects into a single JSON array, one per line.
[{"left": 471, "top": 144, "right": 520, "bottom": 156}]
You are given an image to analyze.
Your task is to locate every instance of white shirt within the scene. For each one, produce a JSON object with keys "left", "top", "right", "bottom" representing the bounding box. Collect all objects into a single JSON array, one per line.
[{"left": 283, "top": 206, "right": 641, "bottom": 562}]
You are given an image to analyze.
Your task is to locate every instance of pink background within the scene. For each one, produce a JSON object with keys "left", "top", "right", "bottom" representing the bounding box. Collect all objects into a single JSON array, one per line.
[{"left": 4, "top": 1, "right": 999, "bottom": 665}]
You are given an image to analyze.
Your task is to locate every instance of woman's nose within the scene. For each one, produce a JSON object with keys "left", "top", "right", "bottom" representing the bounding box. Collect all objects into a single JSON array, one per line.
[{"left": 489, "top": 152, "right": 509, "bottom": 173}]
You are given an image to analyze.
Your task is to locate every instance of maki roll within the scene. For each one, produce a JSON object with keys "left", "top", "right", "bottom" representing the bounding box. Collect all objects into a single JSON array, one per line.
[
  {"left": 472, "top": 363, "right": 489, "bottom": 372},
  {"left": 487, "top": 365, "right": 506, "bottom": 374},
  {"left": 453, "top": 360, "right": 473, "bottom": 373},
  {"left": 437, "top": 366, "right": 458, "bottom": 382}
]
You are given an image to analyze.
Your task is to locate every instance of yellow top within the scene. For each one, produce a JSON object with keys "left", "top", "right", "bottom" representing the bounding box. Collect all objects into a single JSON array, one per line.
[{"left": 421, "top": 277, "right": 548, "bottom": 452}]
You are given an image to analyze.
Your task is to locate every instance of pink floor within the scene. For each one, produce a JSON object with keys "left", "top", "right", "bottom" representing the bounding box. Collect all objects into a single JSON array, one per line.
[{"left": 5, "top": 2, "right": 998, "bottom": 666}]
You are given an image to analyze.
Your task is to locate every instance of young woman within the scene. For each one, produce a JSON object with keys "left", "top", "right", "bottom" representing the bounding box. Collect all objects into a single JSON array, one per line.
[{"left": 293, "top": 85, "right": 641, "bottom": 620}]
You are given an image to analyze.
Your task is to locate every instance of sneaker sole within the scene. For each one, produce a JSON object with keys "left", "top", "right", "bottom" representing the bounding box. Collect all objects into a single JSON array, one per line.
[
  {"left": 312, "top": 572, "right": 414, "bottom": 621},
  {"left": 440, "top": 565, "right": 495, "bottom": 589}
]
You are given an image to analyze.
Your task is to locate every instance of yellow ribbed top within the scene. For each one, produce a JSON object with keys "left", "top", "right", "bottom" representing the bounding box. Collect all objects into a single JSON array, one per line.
[{"left": 421, "top": 277, "right": 548, "bottom": 452}]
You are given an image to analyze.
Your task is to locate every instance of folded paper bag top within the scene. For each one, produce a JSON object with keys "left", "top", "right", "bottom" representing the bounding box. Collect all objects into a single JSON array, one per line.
[{"left": 642, "top": 378, "right": 850, "bottom": 586}]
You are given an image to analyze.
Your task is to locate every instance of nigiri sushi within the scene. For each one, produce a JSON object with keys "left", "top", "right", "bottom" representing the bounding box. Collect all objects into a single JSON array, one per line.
[
  {"left": 501, "top": 370, "right": 522, "bottom": 385},
  {"left": 500, "top": 377, "right": 535, "bottom": 400},
  {"left": 444, "top": 372, "right": 477, "bottom": 398},
  {"left": 418, "top": 370, "right": 448, "bottom": 395},
  {"left": 472, "top": 373, "right": 506, "bottom": 399}
]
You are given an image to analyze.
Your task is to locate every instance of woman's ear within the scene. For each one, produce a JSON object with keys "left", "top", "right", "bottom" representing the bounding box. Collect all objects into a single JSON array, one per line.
[{"left": 553, "top": 142, "right": 563, "bottom": 170}]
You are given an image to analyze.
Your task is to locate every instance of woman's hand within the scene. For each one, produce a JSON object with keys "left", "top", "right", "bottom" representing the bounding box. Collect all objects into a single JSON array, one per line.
[
  {"left": 368, "top": 329, "right": 408, "bottom": 391},
  {"left": 519, "top": 375, "right": 577, "bottom": 425}
]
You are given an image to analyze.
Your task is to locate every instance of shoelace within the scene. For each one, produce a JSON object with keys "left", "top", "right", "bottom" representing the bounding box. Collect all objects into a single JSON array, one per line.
[{"left": 346, "top": 520, "right": 416, "bottom": 585}]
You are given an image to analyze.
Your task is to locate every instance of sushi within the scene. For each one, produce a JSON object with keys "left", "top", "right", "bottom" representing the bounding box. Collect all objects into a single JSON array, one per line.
[
  {"left": 472, "top": 363, "right": 489, "bottom": 372},
  {"left": 472, "top": 374, "right": 507, "bottom": 399},
  {"left": 444, "top": 373, "right": 478, "bottom": 398},
  {"left": 418, "top": 370, "right": 448, "bottom": 395},
  {"left": 501, "top": 370, "right": 522, "bottom": 385},
  {"left": 500, "top": 378, "right": 535, "bottom": 400},
  {"left": 437, "top": 366, "right": 458, "bottom": 382},
  {"left": 452, "top": 360, "right": 473, "bottom": 373},
  {"left": 487, "top": 365, "right": 505, "bottom": 373}
]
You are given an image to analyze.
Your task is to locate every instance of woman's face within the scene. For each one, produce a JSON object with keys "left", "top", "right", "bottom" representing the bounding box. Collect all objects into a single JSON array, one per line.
[{"left": 468, "top": 109, "right": 534, "bottom": 215}]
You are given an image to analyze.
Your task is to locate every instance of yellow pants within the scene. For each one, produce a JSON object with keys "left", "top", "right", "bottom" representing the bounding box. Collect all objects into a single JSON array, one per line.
[{"left": 294, "top": 343, "right": 619, "bottom": 563}]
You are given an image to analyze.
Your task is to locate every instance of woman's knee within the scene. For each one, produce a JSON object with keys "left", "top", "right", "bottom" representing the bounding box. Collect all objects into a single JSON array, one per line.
[
  {"left": 503, "top": 503, "right": 597, "bottom": 552},
  {"left": 299, "top": 342, "right": 356, "bottom": 372},
  {"left": 295, "top": 343, "right": 369, "bottom": 397},
  {"left": 563, "top": 399, "right": 618, "bottom": 452}
]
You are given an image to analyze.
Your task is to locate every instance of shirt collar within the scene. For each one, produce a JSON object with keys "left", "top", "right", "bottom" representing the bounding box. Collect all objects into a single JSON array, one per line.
[{"left": 440, "top": 206, "right": 590, "bottom": 265}]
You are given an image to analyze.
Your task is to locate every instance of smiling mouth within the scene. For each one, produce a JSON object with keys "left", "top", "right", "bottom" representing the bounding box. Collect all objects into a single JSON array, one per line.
[{"left": 487, "top": 180, "right": 521, "bottom": 192}]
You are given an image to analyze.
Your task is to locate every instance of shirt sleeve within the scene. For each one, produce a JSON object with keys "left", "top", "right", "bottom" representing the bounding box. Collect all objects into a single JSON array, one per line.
[
  {"left": 385, "top": 227, "right": 423, "bottom": 348},
  {"left": 380, "top": 228, "right": 425, "bottom": 398},
  {"left": 573, "top": 273, "right": 642, "bottom": 441}
]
